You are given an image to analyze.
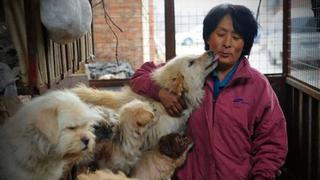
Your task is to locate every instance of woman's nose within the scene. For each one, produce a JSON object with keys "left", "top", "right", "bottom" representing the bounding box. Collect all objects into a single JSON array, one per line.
[{"left": 223, "top": 35, "right": 232, "bottom": 48}]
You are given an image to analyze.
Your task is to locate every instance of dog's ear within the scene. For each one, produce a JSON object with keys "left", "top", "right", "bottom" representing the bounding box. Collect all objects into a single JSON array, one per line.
[
  {"left": 34, "top": 107, "right": 59, "bottom": 144},
  {"left": 172, "top": 73, "right": 187, "bottom": 96},
  {"left": 135, "top": 108, "right": 154, "bottom": 127}
]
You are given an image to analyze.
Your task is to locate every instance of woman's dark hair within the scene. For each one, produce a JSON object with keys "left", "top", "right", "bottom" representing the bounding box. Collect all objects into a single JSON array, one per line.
[{"left": 203, "top": 4, "right": 258, "bottom": 57}]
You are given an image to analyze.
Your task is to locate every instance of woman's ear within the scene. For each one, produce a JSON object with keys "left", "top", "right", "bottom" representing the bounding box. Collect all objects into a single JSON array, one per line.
[{"left": 33, "top": 107, "right": 60, "bottom": 144}]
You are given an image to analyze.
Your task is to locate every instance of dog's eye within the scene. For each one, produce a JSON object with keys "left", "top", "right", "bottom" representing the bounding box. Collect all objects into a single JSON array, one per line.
[
  {"left": 188, "top": 60, "right": 195, "bottom": 67},
  {"left": 67, "top": 126, "right": 77, "bottom": 130}
]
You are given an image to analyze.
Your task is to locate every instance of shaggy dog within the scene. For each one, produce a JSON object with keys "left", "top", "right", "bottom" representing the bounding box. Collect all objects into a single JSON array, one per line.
[
  {"left": 71, "top": 51, "right": 218, "bottom": 150},
  {"left": 78, "top": 169, "right": 137, "bottom": 180},
  {"left": 88, "top": 99, "right": 158, "bottom": 175},
  {"left": 92, "top": 106, "right": 119, "bottom": 142},
  {"left": 0, "top": 90, "right": 101, "bottom": 180},
  {"left": 130, "top": 133, "right": 193, "bottom": 180},
  {"left": 76, "top": 105, "right": 120, "bottom": 173}
]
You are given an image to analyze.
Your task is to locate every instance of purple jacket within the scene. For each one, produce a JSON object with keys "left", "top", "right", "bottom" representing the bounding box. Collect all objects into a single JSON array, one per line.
[{"left": 129, "top": 58, "right": 288, "bottom": 180}]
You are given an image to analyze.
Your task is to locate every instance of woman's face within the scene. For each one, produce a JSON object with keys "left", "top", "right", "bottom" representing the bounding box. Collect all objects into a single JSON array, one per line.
[{"left": 207, "top": 15, "right": 244, "bottom": 67}]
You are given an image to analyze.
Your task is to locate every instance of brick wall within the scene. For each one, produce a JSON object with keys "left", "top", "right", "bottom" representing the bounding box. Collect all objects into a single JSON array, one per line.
[{"left": 92, "top": 0, "right": 156, "bottom": 70}]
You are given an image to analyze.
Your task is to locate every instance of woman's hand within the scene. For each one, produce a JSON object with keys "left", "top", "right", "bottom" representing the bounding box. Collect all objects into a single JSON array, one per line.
[{"left": 158, "top": 88, "right": 187, "bottom": 117}]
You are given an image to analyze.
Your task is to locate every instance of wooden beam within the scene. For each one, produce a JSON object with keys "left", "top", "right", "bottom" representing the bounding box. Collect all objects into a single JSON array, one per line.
[
  {"left": 164, "top": 0, "right": 175, "bottom": 61},
  {"left": 24, "top": 0, "right": 39, "bottom": 93},
  {"left": 286, "top": 77, "right": 320, "bottom": 100}
]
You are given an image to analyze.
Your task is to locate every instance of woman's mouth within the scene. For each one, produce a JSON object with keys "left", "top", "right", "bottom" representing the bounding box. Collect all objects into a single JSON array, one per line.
[{"left": 219, "top": 52, "right": 231, "bottom": 58}]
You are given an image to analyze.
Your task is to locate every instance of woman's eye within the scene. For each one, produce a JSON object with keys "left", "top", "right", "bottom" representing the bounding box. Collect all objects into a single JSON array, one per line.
[
  {"left": 217, "top": 33, "right": 224, "bottom": 37},
  {"left": 233, "top": 36, "right": 241, "bottom": 40}
]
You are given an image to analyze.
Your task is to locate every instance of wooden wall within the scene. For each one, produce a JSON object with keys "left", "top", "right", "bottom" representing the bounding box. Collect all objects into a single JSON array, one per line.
[
  {"left": 0, "top": 0, "right": 93, "bottom": 95},
  {"left": 282, "top": 78, "right": 320, "bottom": 180},
  {"left": 40, "top": 34, "right": 93, "bottom": 92},
  {"left": 266, "top": 76, "right": 320, "bottom": 180}
]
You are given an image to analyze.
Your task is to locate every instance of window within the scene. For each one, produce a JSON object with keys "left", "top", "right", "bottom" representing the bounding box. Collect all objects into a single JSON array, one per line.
[
  {"left": 289, "top": 2, "right": 320, "bottom": 89},
  {"left": 173, "top": 0, "right": 283, "bottom": 74}
]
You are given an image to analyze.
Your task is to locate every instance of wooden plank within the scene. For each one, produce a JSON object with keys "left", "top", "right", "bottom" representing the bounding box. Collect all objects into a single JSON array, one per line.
[
  {"left": 302, "top": 95, "right": 312, "bottom": 179},
  {"left": 43, "top": 35, "right": 50, "bottom": 90},
  {"left": 47, "top": 40, "right": 55, "bottom": 88},
  {"left": 37, "top": 32, "right": 48, "bottom": 88},
  {"left": 291, "top": 87, "right": 300, "bottom": 178},
  {"left": 32, "top": 0, "right": 47, "bottom": 89},
  {"left": 53, "top": 42, "right": 59, "bottom": 83},
  {"left": 80, "top": 36, "right": 86, "bottom": 62},
  {"left": 164, "top": 0, "right": 175, "bottom": 61},
  {"left": 285, "top": 85, "right": 294, "bottom": 176},
  {"left": 66, "top": 43, "right": 73, "bottom": 74},
  {"left": 286, "top": 77, "right": 320, "bottom": 100},
  {"left": 90, "top": 2, "right": 95, "bottom": 54},
  {"left": 24, "top": 0, "right": 38, "bottom": 91},
  {"left": 88, "top": 31, "right": 94, "bottom": 62},
  {"left": 58, "top": 44, "right": 62, "bottom": 78},
  {"left": 315, "top": 101, "right": 320, "bottom": 178},
  {"left": 52, "top": 42, "right": 56, "bottom": 82},
  {"left": 311, "top": 99, "right": 320, "bottom": 179},
  {"left": 84, "top": 34, "right": 88, "bottom": 62},
  {"left": 77, "top": 39, "right": 81, "bottom": 64},
  {"left": 298, "top": 91, "right": 304, "bottom": 179},
  {"left": 57, "top": 44, "right": 61, "bottom": 80},
  {"left": 61, "top": 44, "right": 67, "bottom": 75},
  {"left": 73, "top": 41, "right": 78, "bottom": 73}
]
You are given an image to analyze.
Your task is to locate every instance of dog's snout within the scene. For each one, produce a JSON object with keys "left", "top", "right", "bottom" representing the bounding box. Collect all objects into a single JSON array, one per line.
[{"left": 81, "top": 137, "right": 89, "bottom": 146}]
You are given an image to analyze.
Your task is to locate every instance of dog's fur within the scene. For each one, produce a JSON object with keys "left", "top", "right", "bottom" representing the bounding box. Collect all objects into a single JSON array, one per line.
[
  {"left": 91, "top": 99, "right": 158, "bottom": 174},
  {"left": 130, "top": 133, "right": 193, "bottom": 180},
  {"left": 91, "top": 105, "right": 119, "bottom": 142},
  {"left": 71, "top": 51, "right": 218, "bottom": 150},
  {"left": 76, "top": 105, "right": 120, "bottom": 173},
  {"left": 0, "top": 90, "right": 101, "bottom": 180},
  {"left": 78, "top": 169, "right": 137, "bottom": 180}
]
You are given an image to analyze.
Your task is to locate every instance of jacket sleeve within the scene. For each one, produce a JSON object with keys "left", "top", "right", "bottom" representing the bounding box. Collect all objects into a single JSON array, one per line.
[
  {"left": 129, "top": 61, "right": 164, "bottom": 101},
  {"left": 251, "top": 80, "right": 288, "bottom": 179}
]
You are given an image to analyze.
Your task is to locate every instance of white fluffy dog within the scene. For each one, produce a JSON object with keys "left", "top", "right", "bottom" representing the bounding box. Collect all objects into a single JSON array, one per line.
[
  {"left": 71, "top": 51, "right": 218, "bottom": 150},
  {"left": 0, "top": 90, "right": 102, "bottom": 180}
]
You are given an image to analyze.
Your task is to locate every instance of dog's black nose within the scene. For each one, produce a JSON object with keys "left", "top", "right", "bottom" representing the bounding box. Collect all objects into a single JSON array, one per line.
[{"left": 81, "top": 137, "right": 89, "bottom": 146}]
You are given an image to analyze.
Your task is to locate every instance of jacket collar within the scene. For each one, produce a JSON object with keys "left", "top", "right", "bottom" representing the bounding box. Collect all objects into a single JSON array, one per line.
[
  {"left": 206, "top": 56, "right": 252, "bottom": 88},
  {"left": 233, "top": 57, "right": 251, "bottom": 78}
]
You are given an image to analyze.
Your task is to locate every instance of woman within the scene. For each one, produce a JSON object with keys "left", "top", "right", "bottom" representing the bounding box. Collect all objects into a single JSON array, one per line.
[{"left": 129, "top": 4, "right": 287, "bottom": 180}]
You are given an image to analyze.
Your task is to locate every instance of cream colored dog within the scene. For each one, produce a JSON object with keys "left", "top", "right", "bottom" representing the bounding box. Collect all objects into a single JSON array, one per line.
[
  {"left": 87, "top": 99, "right": 158, "bottom": 175},
  {"left": 72, "top": 51, "right": 218, "bottom": 150},
  {"left": 131, "top": 133, "right": 193, "bottom": 180},
  {"left": 0, "top": 90, "right": 102, "bottom": 180}
]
